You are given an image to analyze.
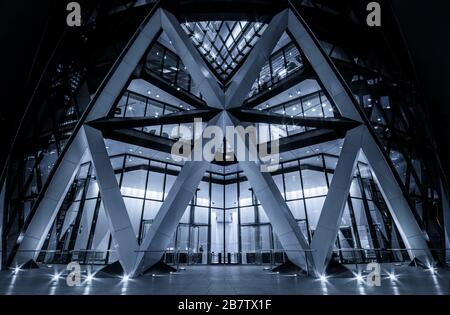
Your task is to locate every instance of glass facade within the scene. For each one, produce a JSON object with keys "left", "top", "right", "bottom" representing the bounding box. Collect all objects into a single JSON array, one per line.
[
  {"left": 1, "top": 0, "right": 447, "bottom": 274},
  {"left": 307, "top": 26, "right": 445, "bottom": 257},
  {"left": 145, "top": 41, "right": 204, "bottom": 100},
  {"left": 113, "top": 91, "right": 202, "bottom": 140},
  {"left": 248, "top": 33, "right": 304, "bottom": 98},
  {"left": 38, "top": 150, "right": 408, "bottom": 266}
]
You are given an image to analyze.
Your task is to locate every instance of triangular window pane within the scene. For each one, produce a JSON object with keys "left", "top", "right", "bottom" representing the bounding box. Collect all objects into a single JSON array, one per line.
[{"left": 181, "top": 20, "right": 268, "bottom": 81}]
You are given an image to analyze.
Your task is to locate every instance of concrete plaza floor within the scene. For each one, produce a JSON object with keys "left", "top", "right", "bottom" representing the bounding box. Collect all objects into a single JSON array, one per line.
[{"left": 0, "top": 264, "right": 448, "bottom": 295}]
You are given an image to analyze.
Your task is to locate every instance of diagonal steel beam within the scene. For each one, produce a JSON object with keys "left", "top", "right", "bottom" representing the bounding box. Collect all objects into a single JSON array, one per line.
[
  {"left": 310, "top": 127, "right": 362, "bottom": 275},
  {"left": 259, "top": 129, "right": 343, "bottom": 155},
  {"left": 13, "top": 131, "right": 89, "bottom": 265},
  {"left": 133, "top": 112, "right": 223, "bottom": 274},
  {"left": 239, "top": 161, "right": 315, "bottom": 272},
  {"left": 83, "top": 126, "right": 139, "bottom": 275},
  {"left": 88, "top": 108, "right": 220, "bottom": 130},
  {"left": 229, "top": 108, "right": 361, "bottom": 131},
  {"left": 11, "top": 7, "right": 163, "bottom": 265},
  {"left": 133, "top": 161, "right": 211, "bottom": 275},
  {"left": 160, "top": 9, "right": 224, "bottom": 109},
  {"left": 226, "top": 10, "right": 289, "bottom": 109},
  {"left": 223, "top": 112, "right": 315, "bottom": 272},
  {"left": 360, "top": 128, "right": 433, "bottom": 265},
  {"left": 287, "top": 7, "right": 434, "bottom": 267}
]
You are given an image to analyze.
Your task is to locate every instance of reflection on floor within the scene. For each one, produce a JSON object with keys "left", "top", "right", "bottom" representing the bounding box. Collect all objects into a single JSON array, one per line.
[{"left": 0, "top": 264, "right": 449, "bottom": 295}]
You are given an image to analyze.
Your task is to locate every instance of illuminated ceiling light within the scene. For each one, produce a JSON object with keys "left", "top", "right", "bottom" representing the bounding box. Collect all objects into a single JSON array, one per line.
[
  {"left": 176, "top": 87, "right": 181, "bottom": 91},
  {"left": 307, "top": 102, "right": 311, "bottom": 106},
  {"left": 297, "top": 90, "right": 301, "bottom": 95},
  {"left": 147, "top": 90, "right": 152, "bottom": 95},
  {"left": 13, "top": 266, "right": 21, "bottom": 274},
  {"left": 427, "top": 265, "right": 436, "bottom": 274},
  {"left": 266, "top": 104, "right": 269, "bottom": 108},
  {"left": 194, "top": 32, "right": 201, "bottom": 40},
  {"left": 319, "top": 274, "right": 328, "bottom": 283},
  {"left": 156, "top": 94, "right": 160, "bottom": 98},
  {"left": 289, "top": 94, "right": 293, "bottom": 98}
]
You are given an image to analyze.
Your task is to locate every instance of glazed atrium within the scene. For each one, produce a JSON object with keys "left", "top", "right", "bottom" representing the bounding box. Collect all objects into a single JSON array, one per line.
[{"left": 0, "top": 0, "right": 449, "bottom": 295}]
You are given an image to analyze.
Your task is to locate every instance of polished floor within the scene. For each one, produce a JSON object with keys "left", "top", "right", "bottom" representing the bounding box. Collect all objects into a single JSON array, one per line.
[{"left": 0, "top": 264, "right": 449, "bottom": 295}]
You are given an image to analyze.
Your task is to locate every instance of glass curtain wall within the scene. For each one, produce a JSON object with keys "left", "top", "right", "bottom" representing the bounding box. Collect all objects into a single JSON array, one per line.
[{"left": 39, "top": 151, "right": 408, "bottom": 266}]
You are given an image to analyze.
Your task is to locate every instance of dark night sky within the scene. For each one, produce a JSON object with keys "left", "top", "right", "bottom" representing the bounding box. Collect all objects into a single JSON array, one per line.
[
  {"left": 0, "top": 0, "right": 449, "bottom": 180},
  {"left": 391, "top": 0, "right": 450, "bottom": 181}
]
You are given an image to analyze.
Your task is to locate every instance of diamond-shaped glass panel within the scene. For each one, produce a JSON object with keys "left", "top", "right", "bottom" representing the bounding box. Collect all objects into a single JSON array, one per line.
[{"left": 181, "top": 21, "right": 268, "bottom": 81}]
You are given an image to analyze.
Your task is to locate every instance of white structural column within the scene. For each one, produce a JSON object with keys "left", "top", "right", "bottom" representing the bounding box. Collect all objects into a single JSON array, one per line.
[
  {"left": 225, "top": 110, "right": 314, "bottom": 272},
  {"left": 287, "top": 10, "right": 362, "bottom": 122},
  {"left": 12, "top": 8, "right": 162, "bottom": 266},
  {"left": 225, "top": 10, "right": 289, "bottom": 109},
  {"left": 239, "top": 161, "right": 315, "bottom": 273},
  {"left": 86, "top": 9, "right": 162, "bottom": 121},
  {"left": 0, "top": 183, "right": 4, "bottom": 267},
  {"left": 310, "top": 128, "right": 362, "bottom": 275},
  {"left": 134, "top": 161, "right": 211, "bottom": 274},
  {"left": 287, "top": 7, "right": 434, "bottom": 267},
  {"left": 13, "top": 132, "right": 89, "bottom": 265},
  {"left": 440, "top": 180, "right": 450, "bottom": 260},
  {"left": 361, "top": 128, "right": 433, "bottom": 264},
  {"left": 83, "top": 126, "right": 139, "bottom": 274},
  {"left": 161, "top": 9, "right": 224, "bottom": 109},
  {"left": 134, "top": 112, "right": 224, "bottom": 274}
]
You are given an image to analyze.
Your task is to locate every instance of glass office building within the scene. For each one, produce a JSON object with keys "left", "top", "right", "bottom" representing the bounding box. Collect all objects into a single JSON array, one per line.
[{"left": 1, "top": 0, "right": 448, "bottom": 277}]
